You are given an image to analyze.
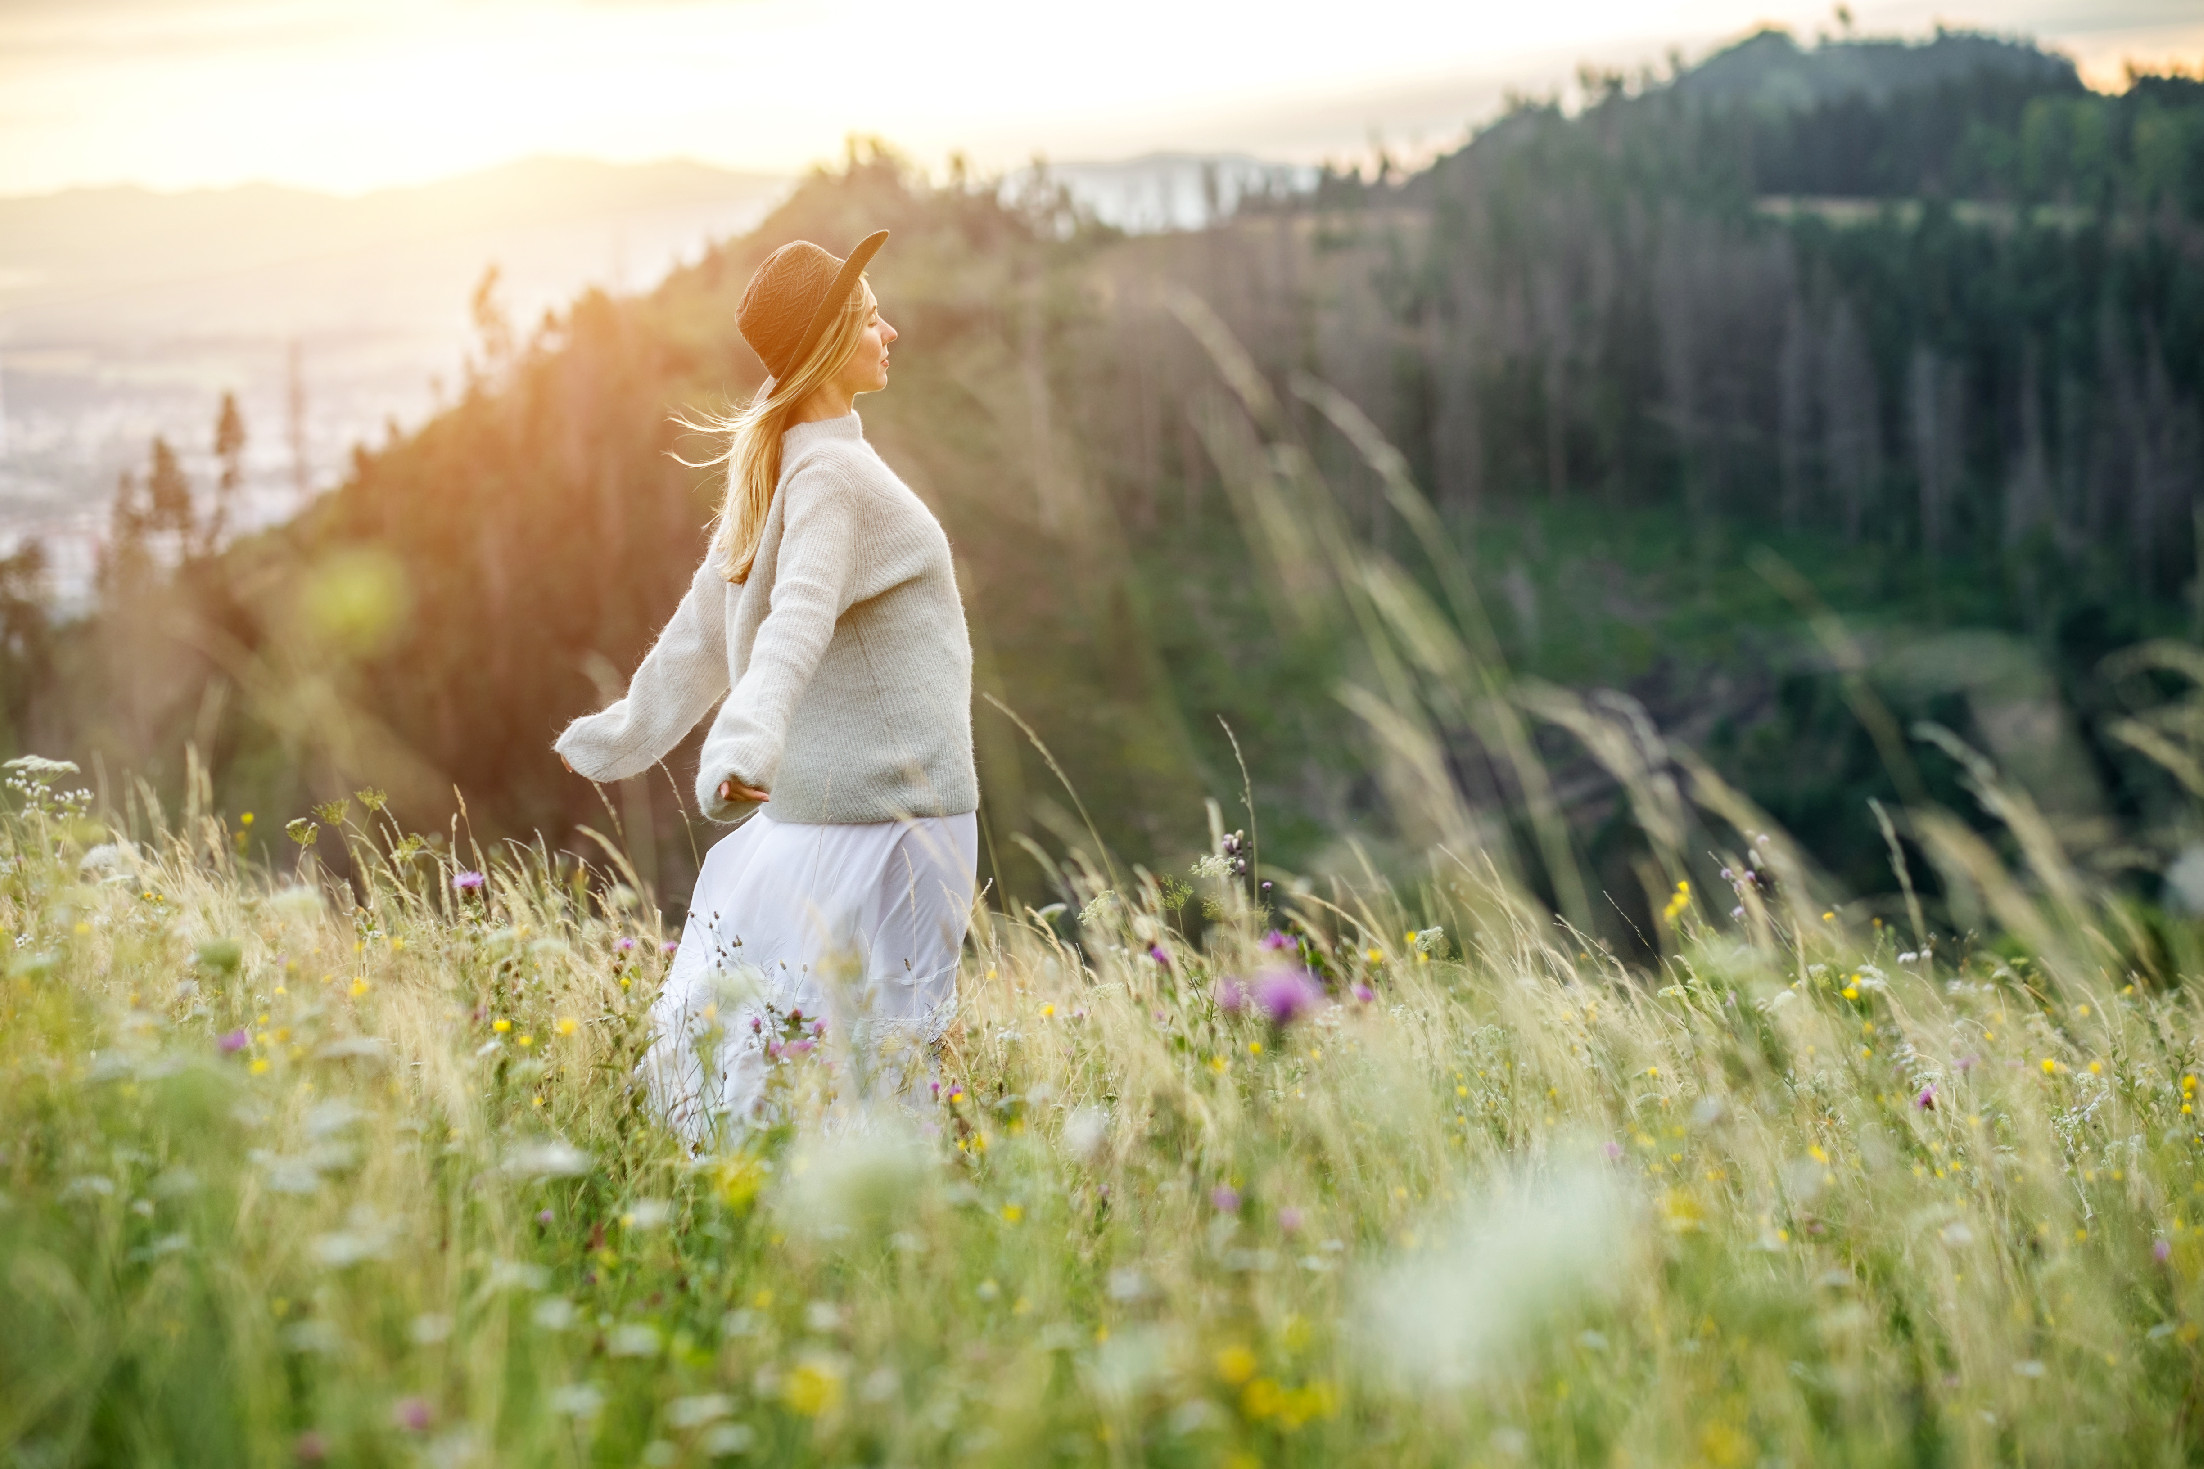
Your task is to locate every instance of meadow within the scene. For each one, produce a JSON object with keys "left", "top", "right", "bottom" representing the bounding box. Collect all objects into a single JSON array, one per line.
[{"left": 3, "top": 691, "right": 2202, "bottom": 1469}]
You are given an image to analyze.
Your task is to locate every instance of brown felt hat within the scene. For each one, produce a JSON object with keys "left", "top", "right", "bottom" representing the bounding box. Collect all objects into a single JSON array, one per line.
[{"left": 737, "top": 230, "right": 888, "bottom": 380}]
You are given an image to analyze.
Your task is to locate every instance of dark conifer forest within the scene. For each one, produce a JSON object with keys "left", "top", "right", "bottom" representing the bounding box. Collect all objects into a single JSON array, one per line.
[{"left": 15, "top": 27, "right": 2204, "bottom": 942}]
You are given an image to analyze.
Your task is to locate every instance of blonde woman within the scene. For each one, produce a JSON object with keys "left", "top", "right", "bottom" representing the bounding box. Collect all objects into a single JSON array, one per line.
[{"left": 554, "top": 230, "right": 978, "bottom": 1146}]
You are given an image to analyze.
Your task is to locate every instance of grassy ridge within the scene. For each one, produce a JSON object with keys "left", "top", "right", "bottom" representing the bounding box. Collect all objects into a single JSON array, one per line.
[{"left": 4, "top": 749, "right": 2203, "bottom": 1467}]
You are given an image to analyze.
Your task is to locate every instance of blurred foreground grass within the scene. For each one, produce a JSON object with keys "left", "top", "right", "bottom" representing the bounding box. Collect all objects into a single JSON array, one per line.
[{"left": 3, "top": 751, "right": 2203, "bottom": 1469}]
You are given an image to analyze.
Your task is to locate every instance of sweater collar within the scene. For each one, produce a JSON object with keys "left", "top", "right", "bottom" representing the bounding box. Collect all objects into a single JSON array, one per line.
[{"left": 782, "top": 411, "right": 863, "bottom": 451}]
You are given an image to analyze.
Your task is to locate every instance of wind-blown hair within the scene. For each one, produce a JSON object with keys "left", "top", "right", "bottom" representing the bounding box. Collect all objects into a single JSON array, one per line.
[{"left": 675, "top": 278, "right": 874, "bottom": 583}]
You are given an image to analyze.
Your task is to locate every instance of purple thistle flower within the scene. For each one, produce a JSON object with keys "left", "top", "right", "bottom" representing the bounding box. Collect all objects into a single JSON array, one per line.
[
  {"left": 661, "top": 940, "right": 678, "bottom": 955},
  {"left": 451, "top": 870, "right": 485, "bottom": 892},
  {"left": 1260, "top": 929, "right": 1296, "bottom": 951},
  {"left": 1213, "top": 976, "right": 1248, "bottom": 1014},
  {"left": 1277, "top": 1206, "right": 1303, "bottom": 1233},
  {"left": 1953, "top": 1054, "right": 1979, "bottom": 1074},
  {"left": 218, "top": 1028, "right": 249, "bottom": 1054},
  {"left": 786, "top": 1039, "right": 815, "bottom": 1056},
  {"left": 1255, "top": 968, "right": 1326, "bottom": 1025},
  {"left": 392, "top": 1397, "right": 433, "bottom": 1433},
  {"left": 1149, "top": 944, "right": 1171, "bottom": 968},
  {"left": 2155, "top": 1237, "right": 2173, "bottom": 1263},
  {"left": 1603, "top": 1140, "right": 1625, "bottom": 1161},
  {"left": 536, "top": 1209, "right": 553, "bottom": 1225},
  {"left": 1211, "top": 1185, "right": 1240, "bottom": 1213},
  {"left": 1352, "top": 981, "right": 1375, "bottom": 1004},
  {"left": 615, "top": 936, "right": 636, "bottom": 953},
  {"left": 1914, "top": 1084, "right": 1936, "bottom": 1111}
]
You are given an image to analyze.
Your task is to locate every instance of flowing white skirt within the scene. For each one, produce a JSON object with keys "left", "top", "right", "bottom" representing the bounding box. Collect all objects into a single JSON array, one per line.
[{"left": 642, "top": 810, "right": 978, "bottom": 1149}]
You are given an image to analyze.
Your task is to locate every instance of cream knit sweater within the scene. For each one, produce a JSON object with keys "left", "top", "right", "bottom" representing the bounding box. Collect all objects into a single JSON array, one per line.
[{"left": 554, "top": 412, "right": 978, "bottom": 825}]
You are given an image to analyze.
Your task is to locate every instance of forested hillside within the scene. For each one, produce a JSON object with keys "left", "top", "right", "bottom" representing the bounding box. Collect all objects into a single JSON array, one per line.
[{"left": 12, "top": 28, "right": 2204, "bottom": 938}]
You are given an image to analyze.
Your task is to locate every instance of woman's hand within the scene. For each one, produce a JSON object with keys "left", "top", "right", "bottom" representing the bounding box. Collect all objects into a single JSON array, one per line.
[{"left": 719, "top": 778, "right": 769, "bottom": 805}]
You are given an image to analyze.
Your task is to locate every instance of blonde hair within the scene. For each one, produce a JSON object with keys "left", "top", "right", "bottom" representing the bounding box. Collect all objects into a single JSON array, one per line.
[{"left": 676, "top": 278, "right": 874, "bottom": 583}]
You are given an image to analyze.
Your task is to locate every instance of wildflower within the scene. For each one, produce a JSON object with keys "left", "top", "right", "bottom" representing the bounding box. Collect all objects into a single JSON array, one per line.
[
  {"left": 392, "top": 1397, "right": 434, "bottom": 1433},
  {"left": 1213, "top": 976, "right": 1248, "bottom": 1014},
  {"left": 1278, "top": 1207, "right": 1304, "bottom": 1234},
  {"left": 782, "top": 1359, "right": 845, "bottom": 1416},
  {"left": 1212, "top": 1185, "right": 1241, "bottom": 1212},
  {"left": 492, "top": 1018, "right": 511, "bottom": 1033},
  {"left": 1954, "top": 1054, "right": 1978, "bottom": 1073},
  {"left": 1254, "top": 968, "right": 1326, "bottom": 1026},
  {"left": 662, "top": 941, "right": 678, "bottom": 955},
  {"left": 1914, "top": 1084, "right": 1936, "bottom": 1110},
  {"left": 1352, "top": 981, "right": 1375, "bottom": 1003},
  {"left": 1662, "top": 882, "right": 1690, "bottom": 922},
  {"left": 218, "top": 1028, "right": 249, "bottom": 1054},
  {"left": 1215, "top": 1345, "right": 1259, "bottom": 1384},
  {"left": 1602, "top": 1141, "right": 1625, "bottom": 1161},
  {"left": 537, "top": 1209, "right": 554, "bottom": 1225},
  {"left": 555, "top": 1017, "right": 578, "bottom": 1036},
  {"left": 1149, "top": 944, "right": 1171, "bottom": 968},
  {"left": 1731, "top": 906, "right": 1745, "bottom": 918},
  {"left": 615, "top": 936, "right": 636, "bottom": 953},
  {"left": 2155, "top": 1238, "right": 2174, "bottom": 1263},
  {"left": 452, "top": 871, "right": 485, "bottom": 893},
  {"left": 2041, "top": 1059, "right": 2059, "bottom": 1075},
  {"left": 1261, "top": 929, "right": 1296, "bottom": 951}
]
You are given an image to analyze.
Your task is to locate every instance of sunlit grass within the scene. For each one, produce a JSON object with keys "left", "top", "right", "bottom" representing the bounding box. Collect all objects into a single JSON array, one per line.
[{"left": 3, "top": 747, "right": 2201, "bottom": 1468}]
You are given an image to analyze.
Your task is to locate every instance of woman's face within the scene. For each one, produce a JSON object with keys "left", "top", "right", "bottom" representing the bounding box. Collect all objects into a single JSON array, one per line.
[{"left": 834, "top": 286, "right": 897, "bottom": 398}]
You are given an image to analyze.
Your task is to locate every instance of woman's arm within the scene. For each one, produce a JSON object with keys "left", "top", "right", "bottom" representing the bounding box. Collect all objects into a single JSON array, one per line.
[
  {"left": 694, "top": 467, "right": 861, "bottom": 819},
  {"left": 554, "top": 557, "right": 730, "bottom": 782}
]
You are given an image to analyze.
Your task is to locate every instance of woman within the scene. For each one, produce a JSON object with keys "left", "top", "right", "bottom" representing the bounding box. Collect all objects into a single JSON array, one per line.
[{"left": 554, "top": 230, "right": 978, "bottom": 1148}]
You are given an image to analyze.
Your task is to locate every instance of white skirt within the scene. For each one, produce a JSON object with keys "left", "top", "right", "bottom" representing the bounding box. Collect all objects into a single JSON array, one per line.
[{"left": 642, "top": 810, "right": 978, "bottom": 1148}]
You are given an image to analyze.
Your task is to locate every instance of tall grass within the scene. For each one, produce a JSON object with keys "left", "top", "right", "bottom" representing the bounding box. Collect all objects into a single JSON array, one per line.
[
  {"left": 8, "top": 314, "right": 2204, "bottom": 1466},
  {"left": 4, "top": 701, "right": 2204, "bottom": 1466}
]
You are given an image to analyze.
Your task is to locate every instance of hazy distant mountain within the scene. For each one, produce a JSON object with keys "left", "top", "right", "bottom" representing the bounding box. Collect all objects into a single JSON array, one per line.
[
  {"left": 1025, "top": 153, "right": 1317, "bottom": 232},
  {"left": 0, "top": 156, "right": 791, "bottom": 603},
  {"left": 0, "top": 156, "right": 790, "bottom": 334}
]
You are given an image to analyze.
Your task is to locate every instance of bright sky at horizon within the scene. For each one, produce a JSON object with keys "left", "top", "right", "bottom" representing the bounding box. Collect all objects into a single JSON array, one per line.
[{"left": 2, "top": 0, "right": 2198, "bottom": 198}]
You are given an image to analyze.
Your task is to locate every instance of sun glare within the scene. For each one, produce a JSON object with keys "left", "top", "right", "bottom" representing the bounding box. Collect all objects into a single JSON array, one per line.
[{"left": 0, "top": 0, "right": 2194, "bottom": 194}]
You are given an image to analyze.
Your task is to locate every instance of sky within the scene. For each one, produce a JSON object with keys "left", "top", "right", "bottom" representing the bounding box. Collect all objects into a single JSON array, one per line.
[{"left": 1, "top": 0, "right": 2199, "bottom": 197}]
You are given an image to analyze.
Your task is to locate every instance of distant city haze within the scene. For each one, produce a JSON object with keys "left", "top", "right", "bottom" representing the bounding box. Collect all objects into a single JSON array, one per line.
[{"left": 0, "top": 0, "right": 2193, "bottom": 196}]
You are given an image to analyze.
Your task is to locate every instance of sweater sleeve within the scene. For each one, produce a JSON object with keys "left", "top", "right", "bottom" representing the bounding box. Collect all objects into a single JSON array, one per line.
[
  {"left": 694, "top": 461, "right": 862, "bottom": 820},
  {"left": 554, "top": 556, "right": 729, "bottom": 782}
]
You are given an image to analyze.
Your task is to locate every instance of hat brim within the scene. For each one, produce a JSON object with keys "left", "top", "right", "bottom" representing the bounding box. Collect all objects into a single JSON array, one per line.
[{"left": 781, "top": 229, "right": 888, "bottom": 379}]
